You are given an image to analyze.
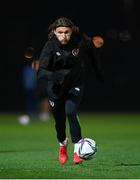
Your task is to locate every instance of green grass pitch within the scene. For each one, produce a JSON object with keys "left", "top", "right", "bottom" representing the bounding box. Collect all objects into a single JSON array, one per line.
[{"left": 0, "top": 113, "right": 140, "bottom": 179}]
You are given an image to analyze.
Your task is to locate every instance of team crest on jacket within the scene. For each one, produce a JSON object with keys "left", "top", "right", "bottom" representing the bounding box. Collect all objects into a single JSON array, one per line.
[{"left": 72, "top": 48, "right": 79, "bottom": 56}]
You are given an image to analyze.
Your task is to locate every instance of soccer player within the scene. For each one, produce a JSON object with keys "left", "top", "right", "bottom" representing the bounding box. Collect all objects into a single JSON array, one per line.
[{"left": 37, "top": 17, "right": 104, "bottom": 164}]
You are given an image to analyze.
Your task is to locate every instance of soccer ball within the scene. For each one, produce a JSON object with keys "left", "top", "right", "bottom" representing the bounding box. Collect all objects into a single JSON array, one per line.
[{"left": 78, "top": 138, "right": 97, "bottom": 160}]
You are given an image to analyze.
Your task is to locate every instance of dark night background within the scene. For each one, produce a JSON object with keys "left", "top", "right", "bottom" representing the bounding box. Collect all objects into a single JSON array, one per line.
[{"left": 1, "top": 0, "right": 140, "bottom": 113}]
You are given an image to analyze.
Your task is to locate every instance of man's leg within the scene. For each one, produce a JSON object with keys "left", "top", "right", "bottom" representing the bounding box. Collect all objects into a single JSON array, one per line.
[
  {"left": 65, "top": 100, "right": 82, "bottom": 143},
  {"left": 49, "top": 98, "right": 68, "bottom": 164},
  {"left": 65, "top": 86, "right": 84, "bottom": 164}
]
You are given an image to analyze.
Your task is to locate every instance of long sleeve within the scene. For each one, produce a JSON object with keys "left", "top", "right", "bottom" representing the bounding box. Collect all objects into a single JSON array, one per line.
[
  {"left": 87, "top": 39, "right": 104, "bottom": 82},
  {"left": 37, "top": 40, "right": 54, "bottom": 80},
  {"left": 36, "top": 40, "right": 54, "bottom": 99},
  {"left": 36, "top": 39, "right": 68, "bottom": 99}
]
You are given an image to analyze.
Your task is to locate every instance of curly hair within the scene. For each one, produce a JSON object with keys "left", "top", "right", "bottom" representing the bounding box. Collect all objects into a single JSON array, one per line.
[{"left": 48, "top": 17, "right": 79, "bottom": 39}]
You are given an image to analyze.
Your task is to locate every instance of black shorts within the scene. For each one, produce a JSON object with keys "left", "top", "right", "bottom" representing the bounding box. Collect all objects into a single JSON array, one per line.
[{"left": 48, "top": 85, "right": 84, "bottom": 108}]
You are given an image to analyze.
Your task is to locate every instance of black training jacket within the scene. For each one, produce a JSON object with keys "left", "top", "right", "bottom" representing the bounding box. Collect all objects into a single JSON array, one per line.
[{"left": 37, "top": 32, "right": 103, "bottom": 98}]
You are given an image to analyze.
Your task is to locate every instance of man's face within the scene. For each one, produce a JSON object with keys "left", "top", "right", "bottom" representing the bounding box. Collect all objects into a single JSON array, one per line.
[{"left": 54, "top": 27, "right": 72, "bottom": 44}]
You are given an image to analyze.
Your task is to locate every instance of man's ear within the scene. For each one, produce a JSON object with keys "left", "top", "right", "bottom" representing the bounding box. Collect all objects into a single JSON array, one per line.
[{"left": 53, "top": 30, "right": 56, "bottom": 35}]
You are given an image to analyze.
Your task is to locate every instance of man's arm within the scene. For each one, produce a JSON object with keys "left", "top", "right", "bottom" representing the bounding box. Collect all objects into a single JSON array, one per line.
[
  {"left": 88, "top": 36, "right": 104, "bottom": 82},
  {"left": 37, "top": 40, "right": 54, "bottom": 80}
]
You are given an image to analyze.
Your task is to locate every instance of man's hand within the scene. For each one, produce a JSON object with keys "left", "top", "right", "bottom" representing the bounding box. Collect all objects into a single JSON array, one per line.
[
  {"left": 52, "top": 72, "right": 64, "bottom": 85},
  {"left": 31, "top": 60, "right": 40, "bottom": 71},
  {"left": 92, "top": 36, "right": 104, "bottom": 48}
]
